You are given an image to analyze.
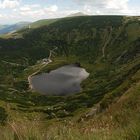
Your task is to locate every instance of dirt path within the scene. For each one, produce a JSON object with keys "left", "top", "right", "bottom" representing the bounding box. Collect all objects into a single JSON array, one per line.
[
  {"left": 28, "top": 48, "right": 57, "bottom": 90},
  {"left": 28, "top": 63, "right": 50, "bottom": 90},
  {"left": 102, "top": 26, "right": 113, "bottom": 58}
]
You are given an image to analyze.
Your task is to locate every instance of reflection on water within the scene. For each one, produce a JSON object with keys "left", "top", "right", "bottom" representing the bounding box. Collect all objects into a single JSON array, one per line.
[{"left": 30, "top": 64, "right": 89, "bottom": 95}]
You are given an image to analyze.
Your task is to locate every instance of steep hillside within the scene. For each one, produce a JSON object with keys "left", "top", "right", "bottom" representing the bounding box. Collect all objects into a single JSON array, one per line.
[{"left": 0, "top": 15, "right": 139, "bottom": 139}]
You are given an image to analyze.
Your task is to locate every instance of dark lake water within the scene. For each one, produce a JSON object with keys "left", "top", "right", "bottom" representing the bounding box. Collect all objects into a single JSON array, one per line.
[{"left": 30, "top": 65, "right": 89, "bottom": 95}]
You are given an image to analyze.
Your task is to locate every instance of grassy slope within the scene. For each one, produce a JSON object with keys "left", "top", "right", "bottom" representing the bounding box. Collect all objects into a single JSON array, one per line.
[
  {"left": 0, "top": 15, "right": 139, "bottom": 139},
  {"left": 30, "top": 18, "right": 58, "bottom": 28},
  {"left": 0, "top": 75, "right": 139, "bottom": 140}
]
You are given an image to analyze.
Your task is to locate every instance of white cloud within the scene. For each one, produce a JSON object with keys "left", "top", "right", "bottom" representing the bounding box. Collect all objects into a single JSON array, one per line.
[
  {"left": 45, "top": 5, "right": 58, "bottom": 12},
  {"left": 20, "top": 6, "right": 31, "bottom": 11},
  {"left": 0, "top": 3, "right": 60, "bottom": 23},
  {"left": 0, "top": 0, "right": 20, "bottom": 9},
  {"left": 19, "top": 5, "right": 58, "bottom": 18},
  {"left": 0, "top": 14, "right": 3, "bottom": 17},
  {"left": 73, "top": 0, "right": 140, "bottom": 15},
  {"left": 106, "top": 0, "right": 129, "bottom": 10},
  {"left": 20, "top": 4, "right": 40, "bottom": 11},
  {"left": 20, "top": 9, "right": 45, "bottom": 17},
  {"left": 0, "top": 0, "right": 139, "bottom": 24}
]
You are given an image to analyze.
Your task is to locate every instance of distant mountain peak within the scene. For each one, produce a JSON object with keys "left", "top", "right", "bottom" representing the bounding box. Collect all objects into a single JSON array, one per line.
[{"left": 67, "top": 12, "right": 86, "bottom": 17}]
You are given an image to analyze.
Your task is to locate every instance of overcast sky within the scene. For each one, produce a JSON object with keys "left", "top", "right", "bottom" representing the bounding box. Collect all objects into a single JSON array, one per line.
[{"left": 0, "top": 0, "right": 140, "bottom": 24}]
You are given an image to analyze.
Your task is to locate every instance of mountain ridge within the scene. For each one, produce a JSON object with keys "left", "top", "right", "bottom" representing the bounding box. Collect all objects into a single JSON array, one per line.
[
  {"left": 67, "top": 12, "right": 86, "bottom": 17},
  {"left": 0, "top": 12, "right": 86, "bottom": 35}
]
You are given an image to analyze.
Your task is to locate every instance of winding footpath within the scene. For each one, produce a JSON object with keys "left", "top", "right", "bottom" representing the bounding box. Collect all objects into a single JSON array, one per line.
[
  {"left": 102, "top": 26, "right": 113, "bottom": 58},
  {"left": 28, "top": 48, "right": 57, "bottom": 90}
]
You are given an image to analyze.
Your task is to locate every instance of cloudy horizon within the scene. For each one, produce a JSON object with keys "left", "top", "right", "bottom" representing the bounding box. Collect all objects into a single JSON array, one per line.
[{"left": 0, "top": 0, "right": 140, "bottom": 24}]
